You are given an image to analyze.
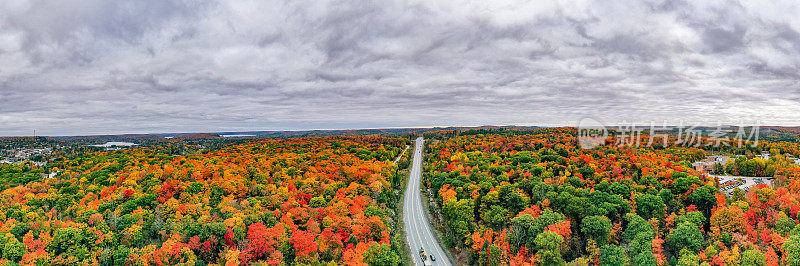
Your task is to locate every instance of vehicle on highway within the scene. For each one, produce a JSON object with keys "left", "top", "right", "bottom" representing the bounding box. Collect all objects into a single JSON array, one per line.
[
  {"left": 406, "top": 138, "right": 449, "bottom": 266},
  {"left": 420, "top": 248, "right": 433, "bottom": 265}
]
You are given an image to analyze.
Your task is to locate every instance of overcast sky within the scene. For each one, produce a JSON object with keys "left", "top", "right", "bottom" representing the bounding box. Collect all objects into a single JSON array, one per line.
[{"left": 1, "top": 0, "right": 799, "bottom": 136}]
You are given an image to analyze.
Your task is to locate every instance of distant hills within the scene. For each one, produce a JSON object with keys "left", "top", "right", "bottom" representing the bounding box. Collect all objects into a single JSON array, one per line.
[{"left": 4, "top": 125, "right": 800, "bottom": 148}]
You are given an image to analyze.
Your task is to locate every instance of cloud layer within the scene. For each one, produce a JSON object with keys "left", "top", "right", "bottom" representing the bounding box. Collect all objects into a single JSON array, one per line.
[{"left": 1, "top": 0, "right": 799, "bottom": 135}]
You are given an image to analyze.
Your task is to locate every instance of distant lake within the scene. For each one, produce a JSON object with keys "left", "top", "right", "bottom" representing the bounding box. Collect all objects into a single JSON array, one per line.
[
  {"left": 90, "top": 142, "right": 138, "bottom": 147},
  {"left": 221, "top": 134, "right": 257, "bottom": 138}
]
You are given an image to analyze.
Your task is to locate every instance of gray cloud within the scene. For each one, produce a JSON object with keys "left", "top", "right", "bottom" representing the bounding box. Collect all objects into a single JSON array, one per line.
[{"left": 1, "top": 0, "right": 799, "bottom": 136}]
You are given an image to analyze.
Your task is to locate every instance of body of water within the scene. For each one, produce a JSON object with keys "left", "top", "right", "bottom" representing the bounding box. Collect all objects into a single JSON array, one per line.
[{"left": 90, "top": 142, "right": 138, "bottom": 147}]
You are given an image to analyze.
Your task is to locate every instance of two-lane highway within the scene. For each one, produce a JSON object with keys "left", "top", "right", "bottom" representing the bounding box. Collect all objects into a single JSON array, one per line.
[{"left": 404, "top": 137, "right": 451, "bottom": 266}]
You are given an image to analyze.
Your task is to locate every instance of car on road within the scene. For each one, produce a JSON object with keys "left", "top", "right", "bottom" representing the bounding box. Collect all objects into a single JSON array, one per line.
[
  {"left": 420, "top": 248, "right": 434, "bottom": 265},
  {"left": 430, "top": 254, "right": 436, "bottom": 261}
]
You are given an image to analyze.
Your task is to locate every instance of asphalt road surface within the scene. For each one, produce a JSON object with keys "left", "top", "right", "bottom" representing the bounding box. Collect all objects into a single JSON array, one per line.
[{"left": 404, "top": 137, "right": 452, "bottom": 266}]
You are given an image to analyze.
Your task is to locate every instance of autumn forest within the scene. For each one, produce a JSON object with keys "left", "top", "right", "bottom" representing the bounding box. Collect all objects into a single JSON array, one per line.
[
  {"left": 3, "top": 128, "right": 800, "bottom": 265},
  {"left": 0, "top": 136, "right": 410, "bottom": 265}
]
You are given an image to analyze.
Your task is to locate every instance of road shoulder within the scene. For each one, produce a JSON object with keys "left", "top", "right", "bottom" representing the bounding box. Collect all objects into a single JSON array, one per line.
[
  {"left": 393, "top": 145, "right": 414, "bottom": 265},
  {"left": 418, "top": 161, "right": 460, "bottom": 265}
]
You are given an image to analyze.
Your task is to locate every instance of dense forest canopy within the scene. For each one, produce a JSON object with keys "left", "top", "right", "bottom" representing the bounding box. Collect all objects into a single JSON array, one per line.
[
  {"left": 4, "top": 127, "right": 800, "bottom": 265},
  {"left": 0, "top": 136, "right": 410, "bottom": 265},
  {"left": 423, "top": 128, "right": 800, "bottom": 265}
]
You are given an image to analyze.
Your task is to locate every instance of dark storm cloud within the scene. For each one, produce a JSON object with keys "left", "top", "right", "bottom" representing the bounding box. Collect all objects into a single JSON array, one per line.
[{"left": 1, "top": 0, "right": 799, "bottom": 136}]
